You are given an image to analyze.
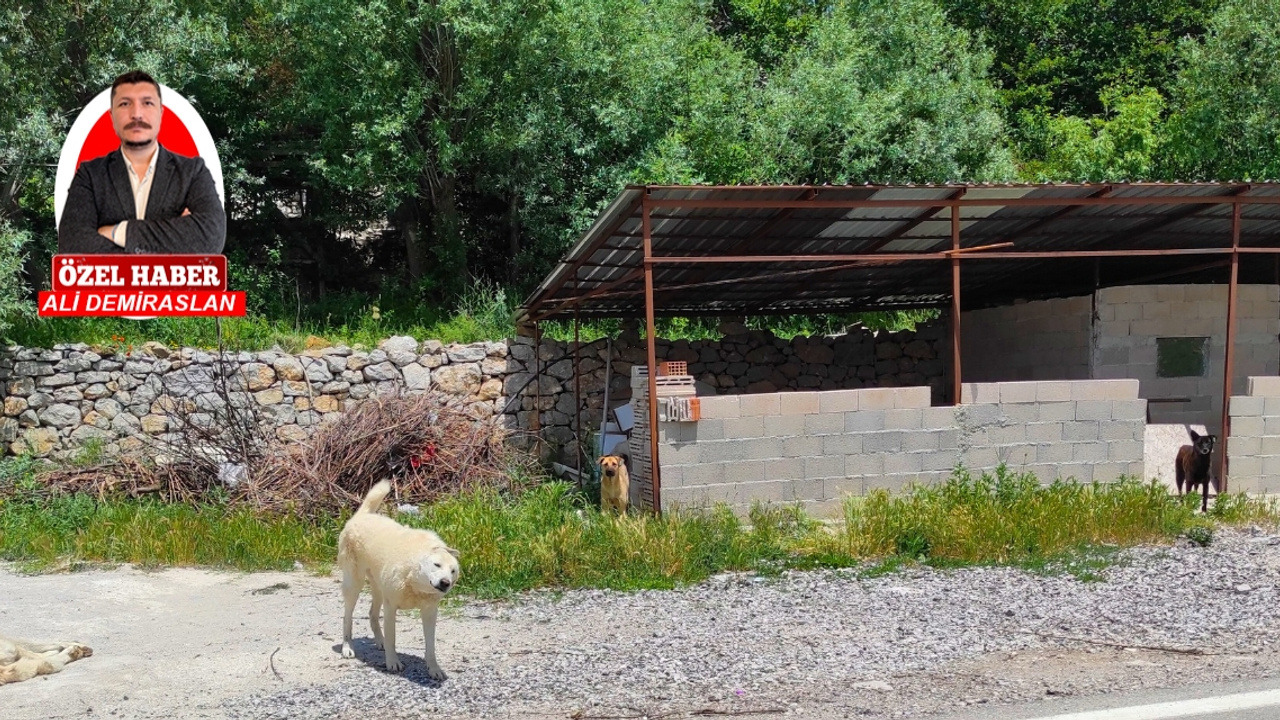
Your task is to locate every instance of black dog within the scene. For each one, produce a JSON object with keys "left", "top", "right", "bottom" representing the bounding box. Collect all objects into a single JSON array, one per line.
[{"left": 1175, "top": 428, "right": 1216, "bottom": 512}]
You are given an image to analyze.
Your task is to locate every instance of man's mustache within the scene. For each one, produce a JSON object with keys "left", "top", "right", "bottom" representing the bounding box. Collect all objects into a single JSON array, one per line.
[{"left": 125, "top": 121, "right": 152, "bottom": 129}]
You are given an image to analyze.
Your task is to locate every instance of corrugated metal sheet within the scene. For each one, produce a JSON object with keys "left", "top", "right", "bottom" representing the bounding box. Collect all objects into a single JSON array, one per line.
[{"left": 519, "top": 182, "right": 1280, "bottom": 322}]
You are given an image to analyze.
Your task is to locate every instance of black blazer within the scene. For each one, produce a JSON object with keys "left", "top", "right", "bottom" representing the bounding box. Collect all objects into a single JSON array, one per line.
[{"left": 57, "top": 145, "right": 226, "bottom": 254}]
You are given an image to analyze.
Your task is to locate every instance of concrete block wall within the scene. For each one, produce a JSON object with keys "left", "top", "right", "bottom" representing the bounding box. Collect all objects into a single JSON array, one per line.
[
  {"left": 1227, "top": 376, "right": 1280, "bottom": 495},
  {"left": 653, "top": 379, "right": 1147, "bottom": 517},
  {"left": 1094, "top": 284, "right": 1280, "bottom": 431},
  {"left": 960, "top": 296, "right": 1092, "bottom": 382}
]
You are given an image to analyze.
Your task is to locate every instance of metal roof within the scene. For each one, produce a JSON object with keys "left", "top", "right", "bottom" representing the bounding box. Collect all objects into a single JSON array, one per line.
[{"left": 518, "top": 183, "right": 1280, "bottom": 323}]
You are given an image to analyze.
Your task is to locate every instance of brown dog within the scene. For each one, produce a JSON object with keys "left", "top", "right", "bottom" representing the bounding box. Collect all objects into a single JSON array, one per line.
[
  {"left": 598, "top": 455, "right": 630, "bottom": 514},
  {"left": 1176, "top": 428, "right": 1216, "bottom": 512}
]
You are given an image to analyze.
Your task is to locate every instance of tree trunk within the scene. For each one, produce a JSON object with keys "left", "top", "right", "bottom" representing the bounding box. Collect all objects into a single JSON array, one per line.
[{"left": 394, "top": 198, "right": 426, "bottom": 282}]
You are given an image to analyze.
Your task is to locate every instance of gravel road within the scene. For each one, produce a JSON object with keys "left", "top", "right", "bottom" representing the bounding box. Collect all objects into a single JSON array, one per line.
[{"left": 3, "top": 526, "right": 1279, "bottom": 720}]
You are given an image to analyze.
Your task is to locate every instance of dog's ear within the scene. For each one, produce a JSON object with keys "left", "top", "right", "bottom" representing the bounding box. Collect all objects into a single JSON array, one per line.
[
  {"left": 1188, "top": 428, "right": 1201, "bottom": 442},
  {"left": 445, "top": 546, "right": 460, "bottom": 559}
]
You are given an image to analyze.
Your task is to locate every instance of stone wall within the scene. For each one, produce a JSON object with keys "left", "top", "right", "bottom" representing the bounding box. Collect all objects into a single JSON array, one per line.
[
  {"left": 4, "top": 322, "right": 949, "bottom": 464},
  {"left": 1, "top": 337, "right": 508, "bottom": 461},
  {"left": 652, "top": 379, "right": 1146, "bottom": 517}
]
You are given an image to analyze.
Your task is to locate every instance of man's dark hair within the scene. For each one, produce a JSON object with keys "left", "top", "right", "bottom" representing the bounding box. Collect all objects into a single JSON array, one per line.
[{"left": 110, "top": 70, "right": 161, "bottom": 102}]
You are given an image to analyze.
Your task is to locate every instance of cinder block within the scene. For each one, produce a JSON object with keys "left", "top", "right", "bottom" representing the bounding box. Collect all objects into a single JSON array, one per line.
[
  {"left": 1036, "top": 443, "right": 1074, "bottom": 463},
  {"left": 902, "top": 431, "right": 941, "bottom": 452},
  {"left": 1264, "top": 416, "right": 1280, "bottom": 436},
  {"left": 805, "top": 454, "right": 845, "bottom": 479},
  {"left": 1055, "top": 463, "right": 1094, "bottom": 482},
  {"left": 740, "top": 393, "right": 780, "bottom": 417},
  {"left": 846, "top": 453, "right": 884, "bottom": 476},
  {"left": 680, "top": 463, "right": 726, "bottom": 486},
  {"left": 698, "top": 395, "right": 740, "bottom": 418},
  {"left": 1261, "top": 456, "right": 1280, "bottom": 476},
  {"left": 857, "top": 387, "right": 898, "bottom": 411},
  {"left": 961, "top": 383, "right": 1000, "bottom": 404},
  {"left": 1230, "top": 455, "right": 1264, "bottom": 478},
  {"left": 922, "top": 449, "right": 960, "bottom": 471},
  {"left": 762, "top": 414, "right": 806, "bottom": 438},
  {"left": 782, "top": 435, "right": 822, "bottom": 457},
  {"left": 884, "top": 453, "right": 924, "bottom": 474},
  {"left": 660, "top": 466, "right": 683, "bottom": 488},
  {"left": 1063, "top": 421, "right": 1100, "bottom": 442},
  {"left": 1038, "top": 402, "right": 1076, "bottom": 422},
  {"left": 1263, "top": 397, "right": 1280, "bottom": 416},
  {"left": 817, "top": 389, "right": 860, "bottom": 413},
  {"left": 884, "top": 408, "right": 923, "bottom": 430},
  {"left": 764, "top": 458, "right": 803, "bottom": 482},
  {"left": 999, "top": 381, "right": 1039, "bottom": 403},
  {"left": 963, "top": 446, "right": 1000, "bottom": 469},
  {"left": 999, "top": 445, "right": 1035, "bottom": 466},
  {"left": 1091, "top": 462, "right": 1129, "bottom": 482},
  {"left": 1075, "top": 400, "right": 1113, "bottom": 422},
  {"left": 800, "top": 498, "right": 847, "bottom": 518},
  {"left": 690, "top": 418, "right": 726, "bottom": 441},
  {"left": 863, "top": 431, "right": 904, "bottom": 453},
  {"left": 1248, "top": 377, "right": 1280, "bottom": 397},
  {"left": 1107, "top": 440, "right": 1145, "bottom": 462},
  {"left": 790, "top": 477, "right": 826, "bottom": 502},
  {"left": 1111, "top": 400, "right": 1147, "bottom": 421},
  {"left": 922, "top": 406, "right": 956, "bottom": 430},
  {"left": 826, "top": 476, "right": 864, "bottom": 498},
  {"left": 1127, "top": 461, "right": 1147, "bottom": 480},
  {"left": 845, "top": 410, "right": 886, "bottom": 433},
  {"left": 1073, "top": 442, "right": 1109, "bottom": 463},
  {"left": 1002, "top": 403, "right": 1039, "bottom": 424},
  {"left": 658, "top": 442, "right": 699, "bottom": 465},
  {"left": 960, "top": 403, "right": 1002, "bottom": 427},
  {"left": 988, "top": 424, "right": 1026, "bottom": 445},
  {"left": 822, "top": 434, "right": 863, "bottom": 455},
  {"left": 1072, "top": 379, "right": 1139, "bottom": 401},
  {"left": 744, "top": 438, "right": 783, "bottom": 461},
  {"left": 804, "top": 413, "right": 845, "bottom": 435},
  {"left": 1026, "top": 422, "right": 1064, "bottom": 443},
  {"left": 702, "top": 479, "right": 788, "bottom": 506},
  {"left": 700, "top": 441, "right": 748, "bottom": 464},
  {"left": 1259, "top": 436, "right": 1280, "bottom": 456},
  {"left": 723, "top": 416, "right": 765, "bottom": 438},
  {"left": 937, "top": 429, "right": 960, "bottom": 450},
  {"left": 1099, "top": 421, "right": 1137, "bottom": 441},
  {"left": 895, "top": 386, "right": 932, "bottom": 408},
  {"left": 866, "top": 474, "right": 914, "bottom": 494},
  {"left": 780, "top": 391, "right": 820, "bottom": 415},
  {"left": 1229, "top": 435, "right": 1262, "bottom": 456},
  {"left": 661, "top": 486, "right": 709, "bottom": 511}
]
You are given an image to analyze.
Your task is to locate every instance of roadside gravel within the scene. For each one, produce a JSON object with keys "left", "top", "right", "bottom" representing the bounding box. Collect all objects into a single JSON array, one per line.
[
  {"left": 3, "top": 526, "right": 1278, "bottom": 720},
  {"left": 234, "top": 526, "right": 1280, "bottom": 719}
]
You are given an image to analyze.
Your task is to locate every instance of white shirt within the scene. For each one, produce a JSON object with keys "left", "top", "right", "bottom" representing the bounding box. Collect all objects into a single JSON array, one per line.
[{"left": 112, "top": 146, "right": 159, "bottom": 247}]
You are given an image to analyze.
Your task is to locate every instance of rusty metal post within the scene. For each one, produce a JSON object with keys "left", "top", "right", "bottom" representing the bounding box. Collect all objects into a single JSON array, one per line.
[
  {"left": 573, "top": 294, "right": 582, "bottom": 487},
  {"left": 1219, "top": 200, "right": 1242, "bottom": 493},
  {"left": 950, "top": 199, "right": 962, "bottom": 405},
  {"left": 532, "top": 321, "right": 542, "bottom": 441},
  {"left": 643, "top": 192, "right": 662, "bottom": 515}
]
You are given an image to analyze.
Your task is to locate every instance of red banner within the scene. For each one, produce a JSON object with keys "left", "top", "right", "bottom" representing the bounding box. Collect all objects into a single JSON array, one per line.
[
  {"left": 38, "top": 290, "right": 246, "bottom": 317},
  {"left": 51, "top": 254, "right": 227, "bottom": 291}
]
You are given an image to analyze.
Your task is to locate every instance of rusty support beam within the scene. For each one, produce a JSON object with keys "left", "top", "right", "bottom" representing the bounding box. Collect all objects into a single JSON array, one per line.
[
  {"left": 1219, "top": 201, "right": 1242, "bottom": 495},
  {"left": 951, "top": 198, "right": 963, "bottom": 406},
  {"left": 645, "top": 195, "right": 1280, "bottom": 210},
  {"left": 573, "top": 297, "right": 582, "bottom": 487},
  {"left": 642, "top": 193, "right": 662, "bottom": 516}
]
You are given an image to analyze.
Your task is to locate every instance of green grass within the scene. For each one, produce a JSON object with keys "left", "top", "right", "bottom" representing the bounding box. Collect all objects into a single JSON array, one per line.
[{"left": 3, "top": 460, "right": 1276, "bottom": 595}]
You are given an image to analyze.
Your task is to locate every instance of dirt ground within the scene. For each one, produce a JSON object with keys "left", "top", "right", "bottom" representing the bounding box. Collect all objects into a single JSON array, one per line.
[{"left": 2, "top": 563, "right": 1277, "bottom": 720}]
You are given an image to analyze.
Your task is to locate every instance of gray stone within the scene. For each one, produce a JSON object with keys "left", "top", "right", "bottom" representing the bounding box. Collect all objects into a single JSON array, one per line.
[
  {"left": 346, "top": 353, "right": 370, "bottom": 371},
  {"left": 434, "top": 363, "right": 482, "bottom": 394},
  {"left": 95, "top": 360, "right": 124, "bottom": 372},
  {"left": 82, "top": 384, "right": 110, "bottom": 401},
  {"left": 77, "top": 371, "right": 112, "bottom": 384},
  {"left": 379, "top": 335, "right": 419, "bottom": 354},
  {"left": 367, "top": 349, "right": 388, "bottom": 364},
  {"left": 26, "top": 393, "right": 53, "bottom": 410},
  {"left": 0, "top": 417, "right": 16, "bottom": 443},
  {"left": 111, "top": 413, "right": 141, "bottom": 434},
  {"left": 14, "top": 361, "right": 54, "bottom": 376},
  {"left": 163, "top": 366, "right": 216, "bottom": 395},
  {"left": 273, "top": 357, "right": 306, "bottom": 381},
  {"left": 447, "top": 344, "right": 487, "bottom": 363},
  {"left": 51, "top": 387, "right": 84, "bottom": 403},
  {"left": 124, "top": 360, "right": 155, "bottom": 375},
  {"left": 320, "top": 381, "right": 351, "bottom": 394},
  {"left": 37, "top": 372, "right": 77, "bottom": 387},
  {"left": 70, "top": 425, "right": 115, "bottom": 444},
  {"left": 387, "top": 350, "right": 418, "bottom": 367},
  {"left": 324, "top": 355, "right": 348, "bottom": 373},
  {"left": 55, "top": 356, "right": 94, "bottom": 372},
  {"left": 403, "top": 364, "right": 431, "bottom": 390},
  {"left": 94, "top": 398, "right": 123, "bottom": 419},
  {"left": 419, "top": 353, "right": 445, "bottom": 369},
  {"left": 18, "top": 409, "right": 39, "bottom": 427},
  {"left": 299, "top": 357, "right": 334, "bottom": 382},
  {"left": 261, "top": 403, "right": 297, "bottom": 426},
  {"left": 349, "top": 384, "right": 373, "bottom": 400},
  {"left": 39, "top": 403, "right": 82, "bottom": 427},
  {"left": 363, "top": 362, "right": 401, "bottom": 382},
  {"left": 6, "top": 376, "right": 35, "bottom": 396}
]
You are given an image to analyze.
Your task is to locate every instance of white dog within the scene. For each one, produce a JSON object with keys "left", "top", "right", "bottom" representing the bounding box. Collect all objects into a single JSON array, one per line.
[
  {"left": 1, "top": 635, "right": 92, "bottom": 685},
  {"left": 338, "top": 481, "right": 460, "bottom": 679}
]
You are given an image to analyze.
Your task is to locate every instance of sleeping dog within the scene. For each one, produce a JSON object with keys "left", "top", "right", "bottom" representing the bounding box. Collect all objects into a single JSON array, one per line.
[{"left": 1175, "top": 428, "right": 1216, "bottom": 512}]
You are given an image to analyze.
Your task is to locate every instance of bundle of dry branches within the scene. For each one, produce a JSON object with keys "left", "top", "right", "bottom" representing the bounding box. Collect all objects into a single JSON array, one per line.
[
  {"left": 33, "top": 391, "right": 535, "bottom": 515},
  {"left": 243, "top": 390, "right": 535, "bottom": 513}
]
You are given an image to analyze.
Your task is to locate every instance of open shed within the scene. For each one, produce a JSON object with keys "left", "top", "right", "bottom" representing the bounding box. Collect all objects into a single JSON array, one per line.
[{"left": 518, "top": 183, "right": 1280, "bottom": 514}]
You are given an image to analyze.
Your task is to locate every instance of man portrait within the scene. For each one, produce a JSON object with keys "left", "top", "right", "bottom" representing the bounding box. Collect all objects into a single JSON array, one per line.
[{"left": 56, "top": 70, "right": 226, "bottom": 254}]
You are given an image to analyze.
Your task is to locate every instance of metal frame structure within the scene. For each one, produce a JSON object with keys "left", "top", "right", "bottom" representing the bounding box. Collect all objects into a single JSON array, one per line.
[{"left": 520, "top": 183, "right": 1280, "bottom": 507}]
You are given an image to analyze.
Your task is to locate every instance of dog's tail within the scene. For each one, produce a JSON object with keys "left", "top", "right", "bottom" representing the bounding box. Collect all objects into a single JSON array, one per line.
[{"left": 356, "top": 480, "right": 392, "bottom": 515}]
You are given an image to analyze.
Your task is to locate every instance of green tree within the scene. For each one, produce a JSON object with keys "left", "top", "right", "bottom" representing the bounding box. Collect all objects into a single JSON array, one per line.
[
  {"left": 1162, "top": 0, "right": 1280, "bottom": 180},
  {"left": 1018, "top": 86, "right": 1165, "bottom": 181}
]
